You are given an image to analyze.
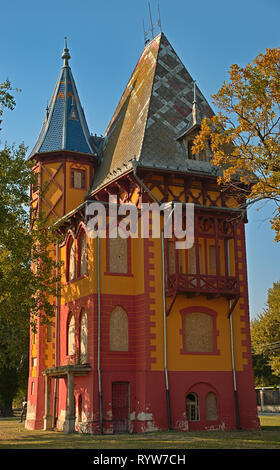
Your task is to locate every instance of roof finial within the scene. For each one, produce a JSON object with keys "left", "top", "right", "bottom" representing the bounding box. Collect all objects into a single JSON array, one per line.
[
  {"left": 62, "top": 36, "right": 71, "bottom": 66},
  {"left": 192, "top": 80, "right": 197, "bottom": 126}
]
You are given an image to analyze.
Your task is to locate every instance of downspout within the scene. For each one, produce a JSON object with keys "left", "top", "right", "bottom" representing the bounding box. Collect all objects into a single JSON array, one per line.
[
  {"left": 161, "top": 229, "right": 172, "bottom": 430},
  {"left": 227, "top": 240, "right": 241, "bottom": 430},
  {"left": 132, "top": 158, "right": 172, "bottom": 430},
  {"left": 52, "top": 240, "right": 59, "bottom": 428},
  {"left": 84, "top": 200, "right": 103, "bottom": 433},
  {"left": 97, "top": 234, "right": 103, "bottom": 434}
]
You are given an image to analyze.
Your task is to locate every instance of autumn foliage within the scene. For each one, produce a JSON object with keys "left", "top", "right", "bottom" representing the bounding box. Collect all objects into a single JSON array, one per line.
[{"left": 193, "top": 48, "right": 280, "bottom": 240}]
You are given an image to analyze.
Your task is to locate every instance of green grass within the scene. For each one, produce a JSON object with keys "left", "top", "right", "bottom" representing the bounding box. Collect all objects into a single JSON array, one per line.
[{"left": 0, "top": 415, "right": 279, "bottom": 449}]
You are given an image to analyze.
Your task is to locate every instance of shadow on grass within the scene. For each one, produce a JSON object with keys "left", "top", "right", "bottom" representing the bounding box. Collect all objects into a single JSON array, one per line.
[{"left": 0, "top": 416, "right": 279, "bottom": 449}]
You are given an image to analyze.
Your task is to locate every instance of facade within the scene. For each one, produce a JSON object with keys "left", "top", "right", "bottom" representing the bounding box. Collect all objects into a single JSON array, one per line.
[{"left": 26, "top": 34, "right": 260, "bottom": 433}]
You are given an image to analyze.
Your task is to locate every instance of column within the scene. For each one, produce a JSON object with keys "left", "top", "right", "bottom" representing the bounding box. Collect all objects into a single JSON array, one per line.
[
  {"left": 43, "top": 375, "right": 52, "bottom": 430},
  {"left": 63, "top": 373, "right": 75, "bottom": 433},
  {"left": 260, "top": 388, "right": 264, "bottom": 412}
]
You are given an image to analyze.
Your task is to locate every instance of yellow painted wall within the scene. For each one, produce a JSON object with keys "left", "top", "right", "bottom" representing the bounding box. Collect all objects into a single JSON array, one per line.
[
  {"left": 57, "top": 176, "right": 248, "bottom": 377},
  {"left": 38, "top": 160, "right": 94, "bottom": 223}
]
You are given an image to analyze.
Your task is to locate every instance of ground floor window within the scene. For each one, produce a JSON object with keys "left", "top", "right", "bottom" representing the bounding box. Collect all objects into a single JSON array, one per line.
[{"left": 186, "top": 393, "right": 200, "bottom": 421}]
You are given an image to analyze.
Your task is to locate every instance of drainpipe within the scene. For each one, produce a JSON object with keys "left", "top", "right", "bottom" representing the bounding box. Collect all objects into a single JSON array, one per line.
[
  {"left": 97, "top": 234, "right": 103, "bottom": 434},
  {"left": 132, "top": 159, "right": 172, "bottom": 430},
  {"left": 227, "top": 240, "right": 241, "bottom": 430},
  {"left": 161, "top": 228, "right": 172, "bottom": 430},
  {"left": 52, "top": 240, "right": 59, "bottom": 428}
]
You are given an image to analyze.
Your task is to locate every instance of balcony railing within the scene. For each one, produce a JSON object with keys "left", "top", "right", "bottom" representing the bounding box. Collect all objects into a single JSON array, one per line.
[{"left": 166, "top": 273, "right": 239, "bottom": 298}]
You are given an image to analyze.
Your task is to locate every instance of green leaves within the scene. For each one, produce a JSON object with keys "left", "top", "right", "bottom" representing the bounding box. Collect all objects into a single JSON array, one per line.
[
  {"left": 0, "top": 81, "right": 59, "bottom": 367},
  {"left": 251, "top": 282, "right": 280, "bottom": 380},
  {"left": 0, "top": 80, "right": 16, "bottom": 131}
]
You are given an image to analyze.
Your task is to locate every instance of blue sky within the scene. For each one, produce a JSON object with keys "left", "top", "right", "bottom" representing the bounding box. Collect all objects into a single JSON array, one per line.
[{"left": 0, "top": 0, "right": 279, "bottom": 319}]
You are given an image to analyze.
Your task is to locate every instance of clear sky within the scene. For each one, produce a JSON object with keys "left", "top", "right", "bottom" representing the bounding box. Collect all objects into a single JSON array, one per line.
[{"left": 0, "top": 0, "right": 279, "bottom": 319}]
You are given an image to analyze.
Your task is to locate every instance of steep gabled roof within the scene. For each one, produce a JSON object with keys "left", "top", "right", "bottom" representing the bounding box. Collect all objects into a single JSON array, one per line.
[
  {"left": 89, "top": 32, "right": 215, "bottom": 196},
  {"left": 30, "top": 42, "right": 94, "bottom": 158}
]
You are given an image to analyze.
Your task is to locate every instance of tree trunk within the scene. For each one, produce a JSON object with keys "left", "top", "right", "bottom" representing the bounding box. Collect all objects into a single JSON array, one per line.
[{"left": 0, "top": 399, "right": 14, "bottom": 417}]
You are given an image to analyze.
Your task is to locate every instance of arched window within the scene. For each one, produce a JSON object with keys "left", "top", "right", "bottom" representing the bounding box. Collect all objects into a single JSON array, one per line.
[
  {"left": 67, "top": 314, "right": 75, "bottom": 356},
  {"left": 79, "top": 310, "right": 88, "bottom": 363},
  {"left": 78, "top": 230, "right": 87, "bottom": 277},
  {"left": 68, "top": 237, "right": 76, "bottom": 282},
  {"left": 109, "top": 306, "right": 128, "bottom": 351},
  {"left": 186, "top": 393, "right": 200, "bottom": 421},
  {"left": 206, "top": 392, "right": 218, "bottom": 420},
  {"left": 78, "top": 394, "right": 83, "bottom": 423}
]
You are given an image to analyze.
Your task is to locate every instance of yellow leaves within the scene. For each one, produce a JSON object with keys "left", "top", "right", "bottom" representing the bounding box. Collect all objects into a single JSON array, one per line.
[{"left": 193, "top": 46, "right": 280, "bottom": 240}]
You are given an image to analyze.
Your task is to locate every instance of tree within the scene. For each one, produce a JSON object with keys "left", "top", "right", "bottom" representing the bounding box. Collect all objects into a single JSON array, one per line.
[
  {"left": 0, "top": 80, "right": 59, "bottom": 415},
  {"left": 251, "top": 281, "right": 280, "bottom": 382},
  {"left": 193, "top": 48, "right": 280, "bottom": 240}
]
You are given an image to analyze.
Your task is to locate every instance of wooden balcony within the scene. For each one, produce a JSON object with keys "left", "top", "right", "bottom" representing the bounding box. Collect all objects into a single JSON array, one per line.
[
  {"left": 166, "top": 272, "right": 239, "bottom": 299},
  {"left": 165, "top": 213, "right": 241, "bottom": 300}
]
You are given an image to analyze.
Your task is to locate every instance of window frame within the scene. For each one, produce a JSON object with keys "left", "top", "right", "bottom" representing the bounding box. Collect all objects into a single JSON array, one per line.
[
  {"left": 180, "top": 306, "right": 220, "bottom": 355},
  {"left": 66, "top": 233, "right": 76, "bottom": 283},
  {"left": 109, "top": 306, "right": 129, "bottom": 352},
  {"left": 66, "top": 313, "right": 76, "bottom": 357},
  {"left": 79, "top": 309, "right": 88, "bottom": 364},
  {"left": 186, "top": 393, "right": 200, "bottom": 421},
  {"left": 70, "top": 165, "right": 87, "bottom": 190},
  {"left": 77, "top": 226, "right": 88, "bottom": 279},
  {"left": 105, "top": 233, "right": 133, "bottom": 277}
]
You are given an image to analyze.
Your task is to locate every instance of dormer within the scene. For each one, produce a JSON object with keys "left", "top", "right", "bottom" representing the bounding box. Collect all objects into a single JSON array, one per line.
[{"left": 176, "top": 81, "right": 212, "bottom": 164}]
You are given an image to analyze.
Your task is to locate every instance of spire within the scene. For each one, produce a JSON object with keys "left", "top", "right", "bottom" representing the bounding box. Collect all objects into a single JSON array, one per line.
[
  {"left": 30, "top": 39, "right": 94, "bottom": 158},
  {"left": 192, "top": 80, "right": 197, "bottom": 126},
  {"left": 62, "top": 37, "right": 71, "bottom": 67}
]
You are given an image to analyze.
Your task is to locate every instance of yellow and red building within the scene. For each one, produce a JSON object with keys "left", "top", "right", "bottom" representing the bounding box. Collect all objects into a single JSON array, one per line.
[{"left": 26, "top": 34, "right": 260, "bottom": 433}]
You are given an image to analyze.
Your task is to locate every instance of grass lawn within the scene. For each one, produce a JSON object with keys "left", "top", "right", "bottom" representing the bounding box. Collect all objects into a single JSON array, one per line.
[{"left": 0, "top": 414, "right": 279, "bottom": 450}]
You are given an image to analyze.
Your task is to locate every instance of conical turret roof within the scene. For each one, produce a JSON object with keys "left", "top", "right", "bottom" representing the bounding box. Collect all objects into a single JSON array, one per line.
[{"left": 30, "top": 40, "right": 94, "bottom": 158}]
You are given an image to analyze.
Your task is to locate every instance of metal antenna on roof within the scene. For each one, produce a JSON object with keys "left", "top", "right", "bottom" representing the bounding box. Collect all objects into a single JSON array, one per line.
[
  {"left": 158, "top": 2, "right": 162, "bottom": 32},
  {"left": 142, "top": 1, "right": 162, "bottom": 45},
  {"left": 148, "top": 1, "right": 154, "bottom": 39},
  {"left": 142, "top": 20, "right": 149, "bottom": 45}
]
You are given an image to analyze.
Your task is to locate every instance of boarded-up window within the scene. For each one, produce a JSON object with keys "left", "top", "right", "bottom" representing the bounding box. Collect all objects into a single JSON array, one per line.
[
  {"left": 206, "top": 392, "right": 218, "bottom": 420},
  {"left": 79, "top": 231, "right": 87, "bottom": 277},
  {"left": 184, "top": 312, "right": 214, "bottom": 353},
  {"left": 209, "top": 245, "right": 216, "bottom": 275},
  {"left": 80, "top": 310, "right": 88, "bottom": 363},
  {"left": 109, "top": 236, "right": 128, "bottom": 273},
  {"left": 168, "top": 240, "right": 176, "bottom": 274},
  {"left": 186, "top": 393, "right": 199, "bottom": 421},
  {"left": 188, "top": 244, "right": 203, "bottom": 274},
  {"left": 188, "top": 245, "right": 196, "bottom": 274},
  {"left": 67, "top": 314, "right": 75, "bottom": 356},
  {"left": 71, "top": 169, "right": 86, "bottom": 189},
  {"left": 68, "top": 239, "right": 75, "bottom": 281},
  {"left": 109, "top": 306, "right": 128, "bottom": 351},
  {"left": 178, "top": 245, "right": 185, "bottom": 273}
]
